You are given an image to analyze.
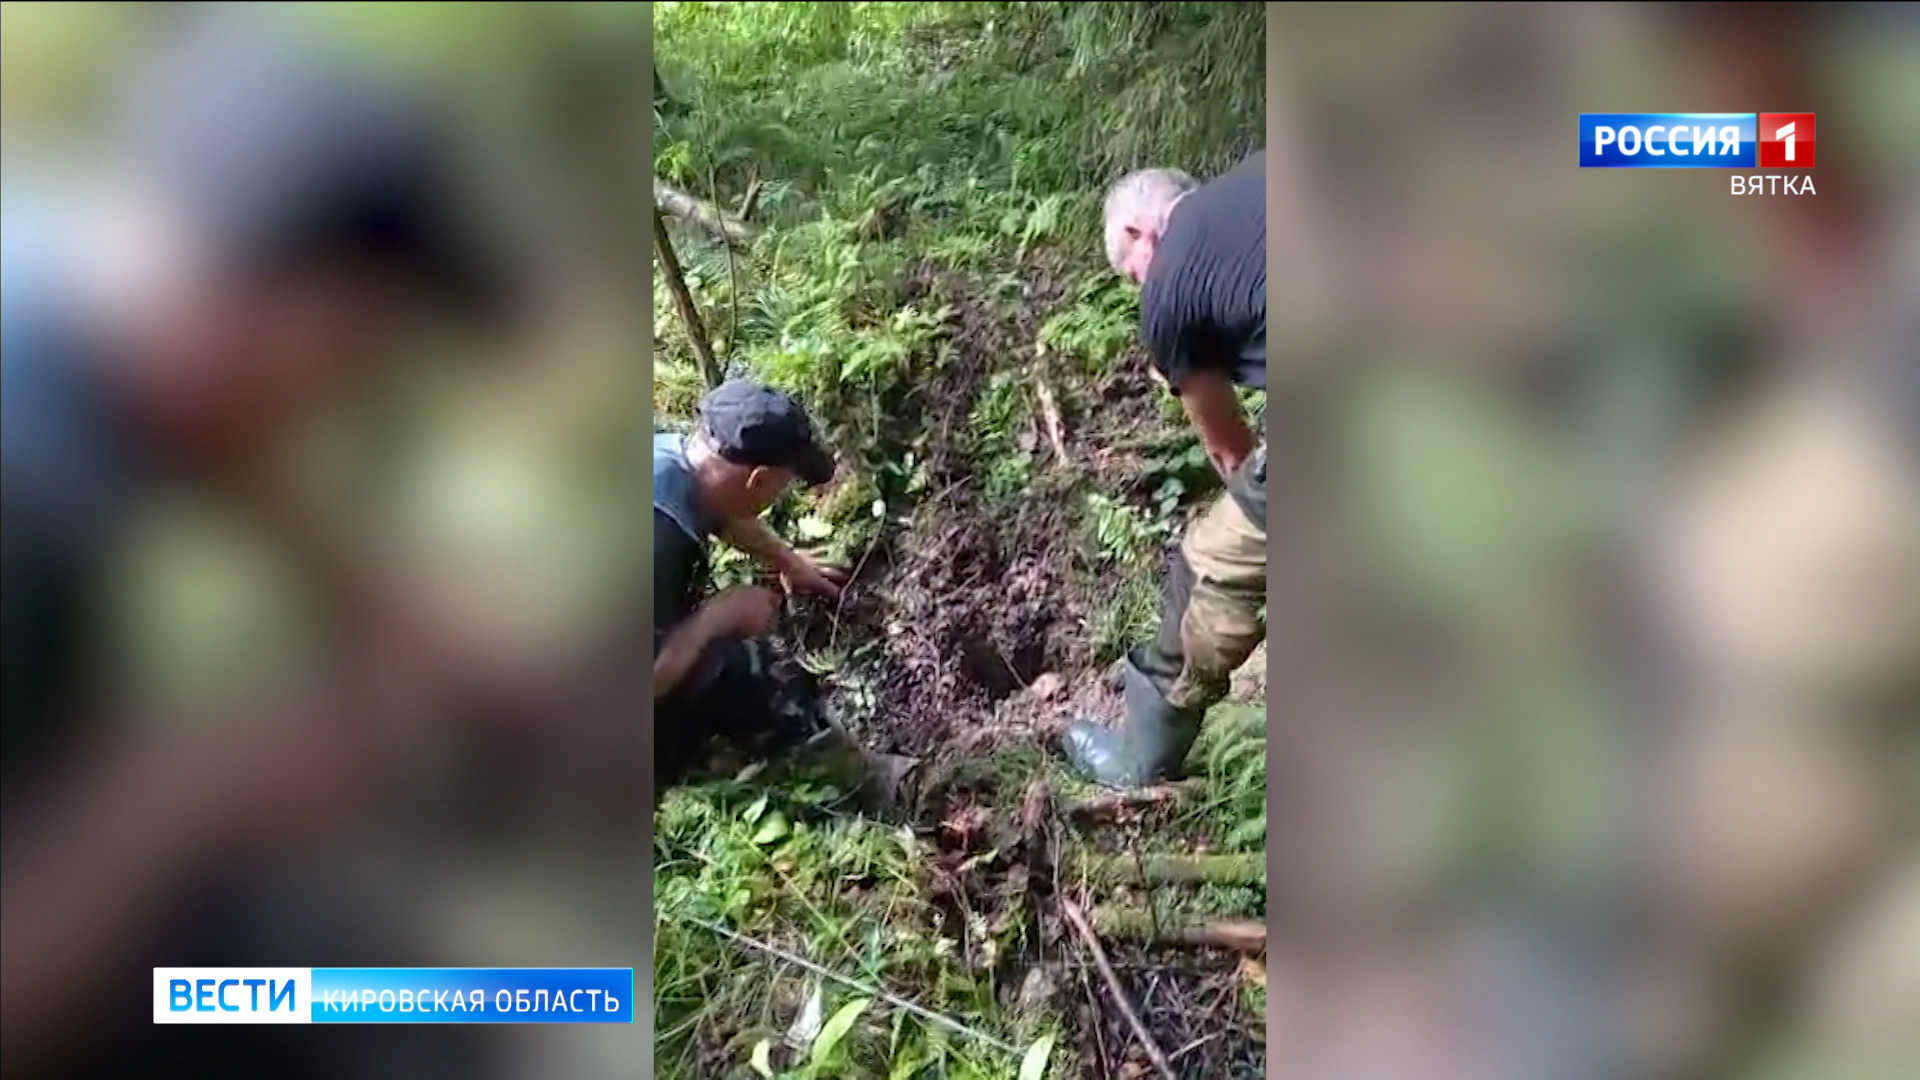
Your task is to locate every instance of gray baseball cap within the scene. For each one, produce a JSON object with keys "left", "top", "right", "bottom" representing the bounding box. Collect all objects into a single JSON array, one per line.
[{"left": 697, "top": 380, "right": 836, "bottom": 487}]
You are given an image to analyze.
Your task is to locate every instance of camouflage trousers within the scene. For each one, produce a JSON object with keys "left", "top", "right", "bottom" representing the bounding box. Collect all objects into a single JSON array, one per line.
[
  {"left": 1136, "top": 444, "right": 1268, "bottom": 712},
  {"left": 655, "top": 635, "right": 826, "bottom": 788}
]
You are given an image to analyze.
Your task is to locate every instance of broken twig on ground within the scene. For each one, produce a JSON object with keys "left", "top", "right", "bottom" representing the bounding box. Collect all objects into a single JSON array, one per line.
[
  {"left": 1070, "top": 852, "right": 1265, "bottom": 888},
  {"left": 1061, "top": 897, "right": 1177, "bottom": 1080},
  {"left": 826, "top": 541, "right": 882, "bottom": 654},
  {"left": 1061, "top": 780, "right": 1204, "bottom": 822},
  {"left": 736, "top": 170, "right": 762, "bottom": 222},
  {"left": 1034, "top": 378, "right": 1071, "bottom": 466},
  {"left": 1089, "top": 910, "right": 1268, "bottom": 953},
  {"left": 1171, "top": 1031, "right": 1225, "bottom": 1063}
]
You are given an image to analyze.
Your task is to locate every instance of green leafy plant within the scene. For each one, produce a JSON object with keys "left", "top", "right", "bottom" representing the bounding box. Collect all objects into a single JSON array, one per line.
[
  {"left": 1037, "top": 275, "right": 1138, "bottom": 375},
  {"left": 1084, "top": 491, "right": 1170, "bottom": 566}
]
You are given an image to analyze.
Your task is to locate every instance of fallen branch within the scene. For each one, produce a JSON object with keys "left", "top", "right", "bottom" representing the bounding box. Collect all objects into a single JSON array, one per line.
[
  {"left": 1176, "top": 919, "right": 1267, "bottom": 953},
  {"left": 1061, "top": 897, "right": 1177, "bottom": 1080},
  {"left": 652, "top": 205, "right": 721, "bottom": 387},
  {"left": 1070, "top": 852, "right": 1265, "bottom": 888},
  {"left": 1061, "top": 781, "right": 1203, "bottom": 822},
  {"left": 1089, "top": 909, "right": 1267, "bottom": 953},
  {"left": 655, "top": 177, "right": 759, "bottom": 248},
  {"left": 674, "top": 913, "right": 1022, "bottom": 1057}
]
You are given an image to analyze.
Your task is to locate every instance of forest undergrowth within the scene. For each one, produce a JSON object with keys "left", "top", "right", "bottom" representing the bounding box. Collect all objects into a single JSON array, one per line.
[{"left": 652, "top": 6, "right": 1267, "bottom": 1076}]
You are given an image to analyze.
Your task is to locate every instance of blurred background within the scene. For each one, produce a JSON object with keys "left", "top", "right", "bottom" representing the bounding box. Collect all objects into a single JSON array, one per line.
[
  {"left": 1262, "top": 3, "right": 1919, "bottom": 1079},
  {"left": 3, "top": 3, "right": 650, "bottom": 1078}
]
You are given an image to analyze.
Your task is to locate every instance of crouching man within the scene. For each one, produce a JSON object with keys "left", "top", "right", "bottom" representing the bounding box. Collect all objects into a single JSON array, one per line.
[{"left": 652, "top": 380, "right": 847, "bottom": 786}]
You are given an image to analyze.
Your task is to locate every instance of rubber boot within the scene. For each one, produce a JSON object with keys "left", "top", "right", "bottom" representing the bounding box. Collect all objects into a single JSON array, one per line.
[
  {"left": 784, "top": 719, "right": 920, "bottom": 818},
  {"left": 1063, "top": 655, "right": 1205, "bottom": 788}
]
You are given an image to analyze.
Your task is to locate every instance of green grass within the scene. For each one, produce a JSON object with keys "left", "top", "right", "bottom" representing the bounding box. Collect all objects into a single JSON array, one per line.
[
  {"left": 652, "top": 0, "right": 1262, "bottom": 460},
  {"left": 654, "top": 703, "right": 1268, "bottom": 1078},
  {"left": 654, "top": 768, "right": 1031, "bottom": 1077},
  {"left": 1084, "top": 573, "right": 1160, "bottom": 669},
  {"left": 1180, "top": 705, "right": 1270, "bottom": 853}
]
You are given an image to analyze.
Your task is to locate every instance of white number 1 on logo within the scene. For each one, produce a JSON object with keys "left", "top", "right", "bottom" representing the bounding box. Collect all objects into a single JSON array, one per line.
[{"left": 1776, "top": 121, "right": 1796, "bottom": 162}]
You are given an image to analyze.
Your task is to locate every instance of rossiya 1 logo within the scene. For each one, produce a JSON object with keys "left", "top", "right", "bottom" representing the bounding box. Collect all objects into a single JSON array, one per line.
[
  {"left": 1756, "top": 113, "right": 1815, "bottom": 168},
  {"left": 1579, "top": 112, "right": 1815, "bottom": 194}
]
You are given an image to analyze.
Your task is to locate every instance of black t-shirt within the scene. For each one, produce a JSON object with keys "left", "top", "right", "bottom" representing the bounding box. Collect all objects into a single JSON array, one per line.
[
  {"left": 1139, "top": 151, "right": 1266, "bottom": 394},
  {"left": 653, "top": 507, "right": 707, "bottom": 651},
  {"left": 652, "top": 432, "right": 716, "bottom": 654}
]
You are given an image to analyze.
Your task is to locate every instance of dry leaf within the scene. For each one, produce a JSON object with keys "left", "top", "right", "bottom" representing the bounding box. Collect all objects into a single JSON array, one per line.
[{"left": 1239, "top": 956, "right": 1267, "bottom": 990}]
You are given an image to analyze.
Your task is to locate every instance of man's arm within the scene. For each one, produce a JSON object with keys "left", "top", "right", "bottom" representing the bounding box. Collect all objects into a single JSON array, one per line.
[
  {"left": 653, "top": 604, "right": 725, "bottom": 699},
  {"left": 1176, "top": 369, "right": 1257, "bottom": 478},
  {"left": 720, "top": 513, "right": 800, "bottom": 576},
  {"left": 1142, "top": 289, "right": 1257, "bottom": 479},
  {"left": 719, "top": 514, "right": 844, "bottom": 599},
  {"left": 653, "top": 507, "right": 713, "bottom": 699},
  {"left": 653, "top": 586, "right": 777, "bottom": 698}
]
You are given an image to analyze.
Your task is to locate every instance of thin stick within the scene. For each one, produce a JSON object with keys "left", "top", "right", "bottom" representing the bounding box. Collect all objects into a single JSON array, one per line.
[
  {"left": 1034, "top": 377, "right": 1071, "bottom": 466},
  {"left": 652, "top": 206, "right": 721, "bottom": 387},
  {"left": 710, "top": 164, "right": 741, "bottom": 364},
  {"left": 674, "top": 913, "right": 1022, "bottom": 1056},
  {"left": 1060, "top": 897, "right": 1177, "bottom": 1080},
  {"left": 1170, "top": 1031, "right": 1223, "bottom": 1063},
  {"left": 1079, "top": 964, "right": 1111, "bottom": 1074},
  {"left": 826, "top": 541, "right": 880, "bottom": 654},
  {"left": 736, "top": 169, "right": 762, "bottom": 222}
]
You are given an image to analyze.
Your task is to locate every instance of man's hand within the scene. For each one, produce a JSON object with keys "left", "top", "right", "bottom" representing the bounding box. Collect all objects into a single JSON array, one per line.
[
  {"left": 721, "top": 515, "right": 846, "bottom": 601},
  {"left": 778, "top": 551, "right": 848, "bottom": 601},
  {"left": 653, "top": 585, "right": 780, "bottom": 699}
]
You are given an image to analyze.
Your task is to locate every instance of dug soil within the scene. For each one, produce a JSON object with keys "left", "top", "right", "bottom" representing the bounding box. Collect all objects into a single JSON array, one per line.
[
  {"left": 779, "top": 259, "right": 1264, "bottom": 1077},
  {"left": 788, "top": 258, "right": 1168, "bottom": 759}
]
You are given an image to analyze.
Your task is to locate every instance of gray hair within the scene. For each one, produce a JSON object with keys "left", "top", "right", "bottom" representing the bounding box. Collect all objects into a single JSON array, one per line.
[{"left": 1102, "top": 167, "right": 1197, "bottom": 271}]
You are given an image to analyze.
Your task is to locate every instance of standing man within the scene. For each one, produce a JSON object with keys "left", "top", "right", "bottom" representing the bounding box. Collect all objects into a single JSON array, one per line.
[
  {"left": 1066, "top": 152, "right": 1267, "bottom": 788},
  {"left": 653, "top": 380, "right": 848, "bottom": 786}
]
